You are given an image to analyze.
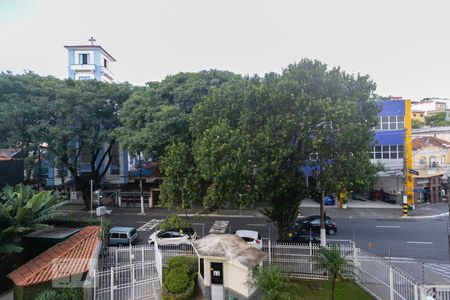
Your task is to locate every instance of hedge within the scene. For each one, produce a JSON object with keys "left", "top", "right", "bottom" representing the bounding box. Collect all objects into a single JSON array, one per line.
[{"left": 162, "top": 256, "right": 198, "bottom": 300}]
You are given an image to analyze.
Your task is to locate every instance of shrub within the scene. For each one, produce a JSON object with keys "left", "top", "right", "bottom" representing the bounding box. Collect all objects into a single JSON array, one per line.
[
  {"left": 162, "top": 256, "right": 198, "bottom": 300},
  {"left": 164, "top": 270, "right": 190, "bottom": 294},
  {"left": 35, "top": 289, "right": 58, "bottom": 300},
  {"left": 162, "top": 279, "right": 195, "bottom": 300},
  {"left": 168, "top": 256, "right": 198, "bottom": 274}
]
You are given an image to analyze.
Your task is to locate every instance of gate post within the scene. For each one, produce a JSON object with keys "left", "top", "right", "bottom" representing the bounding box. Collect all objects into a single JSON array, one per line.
[
  {"left": 389, "top": 267, "right": 394, "bottom": 300},
  {"left": 268, "top": 240, "right": 272, "bottom": 265},
  {"left": 131, "top": 264, "right": 135, "bottom": 300},
  {"left": 93, "top": 269, "right": 96, "bottom": 300},
  {"left": 111, "top": 267, "right": 115, "bottom": 300}
]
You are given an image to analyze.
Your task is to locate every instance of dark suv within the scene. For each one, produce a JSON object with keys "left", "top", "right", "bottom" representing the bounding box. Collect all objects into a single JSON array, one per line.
[{"left": 294, "top": 215, "right": 337, "bottom": 235}]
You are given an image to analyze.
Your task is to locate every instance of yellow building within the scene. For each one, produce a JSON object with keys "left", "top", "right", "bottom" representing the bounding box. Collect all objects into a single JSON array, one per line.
[{"left": 412, "top": 136, "right": 448, "bottom": 204}]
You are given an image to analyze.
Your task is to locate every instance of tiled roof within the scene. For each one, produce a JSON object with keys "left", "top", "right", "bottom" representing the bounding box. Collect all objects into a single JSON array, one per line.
[
  {"left": 412, "top": 136, "right": 450, "bottom": 151},
  {"left": 8, "top": 226, "right": 100, "bottom": 287}
]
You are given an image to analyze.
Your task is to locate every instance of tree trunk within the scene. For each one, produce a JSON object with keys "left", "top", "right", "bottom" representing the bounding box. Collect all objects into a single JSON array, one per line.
[
  {"left": 331, "top": 275, "right": 336, "bottom": 300},
  {"left": 75, "top": 175, "right": 93, "bottom": 210}
]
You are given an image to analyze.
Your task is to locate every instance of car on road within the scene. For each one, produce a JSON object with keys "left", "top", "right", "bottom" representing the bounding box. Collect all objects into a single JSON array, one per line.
[
  {"left": 235, "top": 230, "right": 263, "bottom": 250},
  {"left": 310, "top": 192, "right": 335, "bottom": 206},
  {"left": 286, "top": 229, "right": 321, "bottom": 244},
  {"left": 294, "top": 215, "right": 338, "bottom": 235},
  {"left": 148, "top": 228, "right": 197, "bottom": 246},
  {"left": 109, "top": 227, "right": 140, "bottom": 246}
]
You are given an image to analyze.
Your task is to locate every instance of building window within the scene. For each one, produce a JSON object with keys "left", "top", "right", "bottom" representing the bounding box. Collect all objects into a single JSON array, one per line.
[
  {"left": 79, "top": 76, "right": 90, "bottom": 80},
  {"left": 441, "top": 155, "right": 446, "bottom": 165},
  {"left": 390, "top": 145, "right": 398, "bottom": 159},
  {"left": 419, "top": 157, "right": 426, "bottom": 166},
  {"left": 104, "top": 59, "right": 108, "bottom": 68},
  {"left": 382, "top": 146, "right": 390, "bottom": 159},
  {"left": 371, "top": 144, "right": 404, "bottom": 159},
  {"left": 110, "top": 143, "right": 120, "bottom": 175},
  {"left": 429, "top": 156, "right": 436, "bottom": 167},
  {"left": 382, "top": 116, "right": 389, "bottom": 130},
  {"left": 374, "top": 145, "right": 382, "bottom": 159},
  {"left": 79, "top": 53, "right": 89, "bottom": 64},
  {"left": 375, "top": 115, "right": 405, "bottom": 131}
]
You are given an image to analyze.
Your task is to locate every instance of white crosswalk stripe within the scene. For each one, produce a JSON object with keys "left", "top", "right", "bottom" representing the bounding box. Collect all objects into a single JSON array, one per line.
[
  {"left": 209, "top": 220, "right": 229, "bottom": 233},
  {"left": 425, "top": 263, "right": 450, "bottom": 280},
  {"left": 137, "top": 219, "right": 163, "bottom": 232}
]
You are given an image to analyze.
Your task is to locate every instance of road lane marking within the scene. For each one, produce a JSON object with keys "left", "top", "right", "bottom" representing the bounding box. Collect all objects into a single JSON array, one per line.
[
  {"left": 406, "top": 241, "right": 433, "bottom": 245},
  {"left": 383, "top": 257, "right": 415, "bottom": 261},
  {"left": 247, "top": 224, "right": 267, "bottom": 227},
  {"left": 137, "top": 219, "right": 163, "bottom": 232},
  {"left": 209, "top": 220, "right": 229, "bottom": 233},
  {"left": 376, "top": 225, "right": 401, "bottom": 228}
]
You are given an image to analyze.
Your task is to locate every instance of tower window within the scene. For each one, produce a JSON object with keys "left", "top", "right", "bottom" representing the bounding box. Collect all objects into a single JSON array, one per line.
[
  {"left": 79, "top": 53, "right": 89, "bottom": 64},
  {"left": 104, "top": 59, "right": 108, "bottom": 68}
]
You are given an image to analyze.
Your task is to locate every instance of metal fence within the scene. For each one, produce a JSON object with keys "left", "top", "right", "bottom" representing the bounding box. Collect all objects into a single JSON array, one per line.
[
  {"left": 262, "top": 242, "right": 445, "bottom": 300},
  {"left": 93, "top": 242, "right": 450, "bottom": 300},
  {"left": 100, "top": 245, "right": 155, "bottom": 269},
  {"left": 261, "top": 240, "right": 356, "bottom": 280},
  {"left": 92, "top": 262, "right": 160, "bottom": 300},
  {"left": 92, "top": 246, "right": 160, "bottom": 300}
]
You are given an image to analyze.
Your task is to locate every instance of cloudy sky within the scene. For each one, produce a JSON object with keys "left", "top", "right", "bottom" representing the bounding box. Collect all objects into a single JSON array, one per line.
[{"left": 1, "top": 0, "right": 449, "bottom": 100}]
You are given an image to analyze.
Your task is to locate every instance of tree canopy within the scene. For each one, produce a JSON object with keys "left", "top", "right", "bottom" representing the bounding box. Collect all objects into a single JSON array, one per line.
[
  {"left": 0, "top": 72, "right": 133, "bottom": 207},
  {"left": 114, "top": 70, "right": 238, "bottom": 159},
  {"left": 155, "top": 59, "right": 379, "bottom": 239}
]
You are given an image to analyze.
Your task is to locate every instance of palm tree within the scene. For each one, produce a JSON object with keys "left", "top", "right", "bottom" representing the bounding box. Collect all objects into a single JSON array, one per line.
[
  {"left": 247, "top": 265, "right": 291, "bottom": 300},
  {"left": 313, "top": 245, "right": 354, "bottom": 300},
  {"left": 0, "top": 184, "right": 67, "bottom": 254}
]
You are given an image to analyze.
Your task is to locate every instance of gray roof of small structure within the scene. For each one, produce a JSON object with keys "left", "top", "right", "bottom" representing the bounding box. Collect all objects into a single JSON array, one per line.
[{"left": 192, "top": 234, "right": 265, "bottom": 269}]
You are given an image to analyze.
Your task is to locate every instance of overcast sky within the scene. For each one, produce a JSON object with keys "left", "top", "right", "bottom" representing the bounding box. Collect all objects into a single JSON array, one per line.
[{"left": 1, "top": 0, "right": 449, "bottom": 101}]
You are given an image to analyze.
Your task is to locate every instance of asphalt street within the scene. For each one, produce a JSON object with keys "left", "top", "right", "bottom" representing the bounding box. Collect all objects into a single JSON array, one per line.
[
  {"left": 103, "top": 211, "right": 450, "bottom": 263},
  {"left": 81, "top": 209, "right": 450, "bottom": 283}
]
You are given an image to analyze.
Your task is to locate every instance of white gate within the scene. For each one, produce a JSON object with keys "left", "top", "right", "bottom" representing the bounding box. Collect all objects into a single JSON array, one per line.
[{"left": 93, "top": 261, "right": 160, "bottom": 300}]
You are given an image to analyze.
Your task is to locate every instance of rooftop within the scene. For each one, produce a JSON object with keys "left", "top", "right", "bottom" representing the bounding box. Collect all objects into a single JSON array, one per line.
[
  {"left": 192, "top": 234, "right": 265, "bottom": 269},
  {"left": 64, "top": 45, "right": 116, "bottom": 62},
  {"left": 412, "top": 136, "right": 450, "bottom": 151},
  {"left": 8, "top": 226, "right": 100, "bottom": 287}
]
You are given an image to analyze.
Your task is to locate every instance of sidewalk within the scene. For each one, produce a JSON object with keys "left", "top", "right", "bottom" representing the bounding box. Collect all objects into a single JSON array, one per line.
[{"left": 58, "top": 199, "right": 449, "bottom": 219}]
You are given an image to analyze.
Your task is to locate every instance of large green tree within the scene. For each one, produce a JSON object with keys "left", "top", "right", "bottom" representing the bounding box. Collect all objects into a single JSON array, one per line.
[
  {"left": 0, "top": 73, "right": 133, "bottom": 208},
  {"left": 160, "top": 60, "right": 379, "bottom": 241},
  {"left": 114, "top": 70, "right": 238, "bottom": 159}
]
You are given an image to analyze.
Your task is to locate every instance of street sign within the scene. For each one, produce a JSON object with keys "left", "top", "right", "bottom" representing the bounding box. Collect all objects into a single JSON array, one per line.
[
  {"left": 408, "top": 169, "right": 419, "bottom": 175},
  {"left": 96, "top": 206, "right": 106, "bottom": 217}
]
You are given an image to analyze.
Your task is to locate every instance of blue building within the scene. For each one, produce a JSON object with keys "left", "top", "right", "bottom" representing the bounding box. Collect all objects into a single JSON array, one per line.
[
  {"left": 64, "top": 37, "right": 115, "bottom": 82},
  {"left": 370, "top": 99, "right": 414, "bottom": 205}
]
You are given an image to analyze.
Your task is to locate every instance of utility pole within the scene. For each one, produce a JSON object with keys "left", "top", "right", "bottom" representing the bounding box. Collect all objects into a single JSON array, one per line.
[
  {"left": 138, "top": 155, "right": 145, "bottom": 215},
  {"left": 320, "top": 190, "right": 326, "bottom": 246}
]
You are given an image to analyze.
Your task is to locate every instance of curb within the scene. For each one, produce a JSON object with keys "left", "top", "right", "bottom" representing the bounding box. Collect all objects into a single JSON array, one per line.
[
  {"left": 401, "top": 212, "right": 449, "bottom": 219},
  {"left": 176, "top": 213, "right": 264, "bottom": 218}
]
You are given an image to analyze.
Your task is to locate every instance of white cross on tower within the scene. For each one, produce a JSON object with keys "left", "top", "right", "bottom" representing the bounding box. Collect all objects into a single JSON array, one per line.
[{"left": 88, "top": 36, "right": 96, "bottom": 46}]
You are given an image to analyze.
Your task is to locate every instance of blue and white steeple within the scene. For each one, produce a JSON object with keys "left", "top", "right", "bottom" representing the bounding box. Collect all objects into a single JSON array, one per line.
[{"left": 64, "top": 37, "right": 116, "bottom": 82}]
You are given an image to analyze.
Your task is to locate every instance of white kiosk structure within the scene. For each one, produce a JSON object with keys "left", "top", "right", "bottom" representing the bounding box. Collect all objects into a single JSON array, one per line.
[{"left": 192, "top": 234, "right": 265, "bottom": 300}]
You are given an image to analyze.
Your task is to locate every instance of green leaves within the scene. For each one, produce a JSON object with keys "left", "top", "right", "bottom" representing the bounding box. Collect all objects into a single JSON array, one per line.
[{"left": 0, "top": 184, "right": 67, "bottom": 254}]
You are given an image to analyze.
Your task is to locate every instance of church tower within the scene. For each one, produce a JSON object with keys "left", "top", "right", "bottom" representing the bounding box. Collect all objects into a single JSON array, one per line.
[{"left": 64, "top": 37, "right": 115, "bottom": 82}]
